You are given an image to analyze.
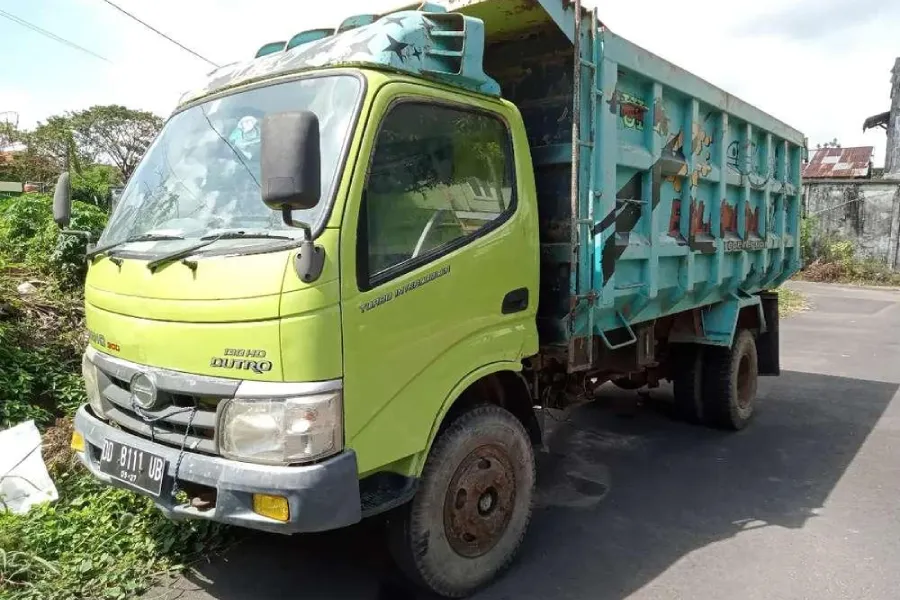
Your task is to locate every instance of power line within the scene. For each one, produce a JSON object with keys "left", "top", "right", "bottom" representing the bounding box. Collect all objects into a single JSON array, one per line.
[
  {"left": 98, "top": 0, "right": 220, "bottom": 68},
  {"left": 0, "top": 9, "right": 110, "bottom": 62}
]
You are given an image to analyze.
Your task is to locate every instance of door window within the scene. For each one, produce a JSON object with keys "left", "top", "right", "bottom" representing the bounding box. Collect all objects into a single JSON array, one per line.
[{"left": 358, "top": 101, "right": 515, "bottom": 288}]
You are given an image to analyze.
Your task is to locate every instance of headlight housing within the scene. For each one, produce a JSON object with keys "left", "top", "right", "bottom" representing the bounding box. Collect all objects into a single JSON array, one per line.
[
  {"left": 219, "top": 385, "right": 342, "bottom": 465},
  {"left": 82, "top": 352, "right": 106, "bottom": 418}
]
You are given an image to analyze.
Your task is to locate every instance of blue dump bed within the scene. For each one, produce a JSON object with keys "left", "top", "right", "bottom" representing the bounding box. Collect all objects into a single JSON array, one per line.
[{"left": 452, "top": 0, "right": 805, "bottom": 365}]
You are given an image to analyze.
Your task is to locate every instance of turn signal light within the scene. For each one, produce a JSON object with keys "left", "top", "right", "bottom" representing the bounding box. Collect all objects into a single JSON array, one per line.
[
  {"left": 70, "top": 431, "right": 85, "bottom": 452},
  {"left": 252, "top": 494, "right": 290, "bottom": 522}
]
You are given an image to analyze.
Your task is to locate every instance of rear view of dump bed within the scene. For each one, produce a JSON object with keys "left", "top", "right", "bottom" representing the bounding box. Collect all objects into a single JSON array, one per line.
[{"left": 455, "top": 0, "right": 805, "bottom": 369}]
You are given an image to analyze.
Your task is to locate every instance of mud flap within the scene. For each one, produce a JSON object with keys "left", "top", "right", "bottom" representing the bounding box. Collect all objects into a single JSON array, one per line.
[{"left": 756, "top": 291, "right": 780, "bottom": 376}]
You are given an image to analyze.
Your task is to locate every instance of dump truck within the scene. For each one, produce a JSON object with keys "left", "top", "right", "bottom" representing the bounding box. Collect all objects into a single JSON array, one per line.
[{"left": 55, "top": 0, "right": 804, "bottom": 596}]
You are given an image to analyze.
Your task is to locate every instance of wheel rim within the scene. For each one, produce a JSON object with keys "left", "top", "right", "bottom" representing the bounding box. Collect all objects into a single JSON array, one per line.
[
  {"left": 737, "top": 354, "right": 753, "bottom": 409},
  {"left": 443, "top": 444, "right": 516, "bottom": 558}
]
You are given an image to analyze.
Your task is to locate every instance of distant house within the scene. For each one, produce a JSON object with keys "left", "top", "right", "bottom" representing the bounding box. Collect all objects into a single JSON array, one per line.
[{"left": 802, "top": 146, "right": 873, "bottom": 180}]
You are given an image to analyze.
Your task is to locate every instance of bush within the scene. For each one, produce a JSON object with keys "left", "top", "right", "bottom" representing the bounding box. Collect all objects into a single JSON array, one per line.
[
  {"left": 0, "top": 194, "right": 107, "bottom": 286},
  {"left": 800, "top": 238, "right": 900, "bottom": 286},
  {"left": 71, "top": 165, "right": 121, "bottom": 210},
  {"left": 799, "top": 216, "right": 815, "bottom": 267}
]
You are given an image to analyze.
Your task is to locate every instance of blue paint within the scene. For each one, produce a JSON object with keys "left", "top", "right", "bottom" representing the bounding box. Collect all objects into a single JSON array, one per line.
[
  {"left": 285, "top": 29, "right": 332, "bottom": 51},
  {"left": 185, "top": 11, "right": 499, "bottom": 104},
  {"left": 478, "top": 0, "right": 803, "bottom": 352}
]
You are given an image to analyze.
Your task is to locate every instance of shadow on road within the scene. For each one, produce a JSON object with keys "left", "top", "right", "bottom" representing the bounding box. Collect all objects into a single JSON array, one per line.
[{"left": 157, "top": 370, "right": 897, "bottom": 600}]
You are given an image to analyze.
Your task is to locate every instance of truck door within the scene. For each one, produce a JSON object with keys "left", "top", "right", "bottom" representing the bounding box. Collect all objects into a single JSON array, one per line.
[{"left": 339, "top": 82, "right": 538, "bottom": 474}]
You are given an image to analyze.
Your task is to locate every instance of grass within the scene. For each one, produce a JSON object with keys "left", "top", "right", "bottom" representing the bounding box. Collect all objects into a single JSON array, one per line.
[
  {"left": 0, "top": 455, "right": 230, "bottom": 600},
  {"left": 777, "top": 286, "right": 808, "bottom": 318}
]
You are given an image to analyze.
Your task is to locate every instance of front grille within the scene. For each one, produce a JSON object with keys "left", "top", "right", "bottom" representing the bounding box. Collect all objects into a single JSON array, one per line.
[{"left": 89, "top": 349, "right": 240, "bottom": 455}]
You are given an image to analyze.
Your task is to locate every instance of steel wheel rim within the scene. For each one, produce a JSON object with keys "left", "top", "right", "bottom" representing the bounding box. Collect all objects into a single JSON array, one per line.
[{"left": 443, "top": 444, "right": 517, "bottom": 558}]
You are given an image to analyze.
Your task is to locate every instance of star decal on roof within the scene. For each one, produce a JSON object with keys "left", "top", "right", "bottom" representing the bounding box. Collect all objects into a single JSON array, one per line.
[{"left": 384, "top": 35, "right": 410, "bottom": 61}]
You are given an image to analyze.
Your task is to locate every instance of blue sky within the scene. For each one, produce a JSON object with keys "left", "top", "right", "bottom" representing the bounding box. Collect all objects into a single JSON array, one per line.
[{"left": 1, "top": 0, "right": 897, "bottom": 165}]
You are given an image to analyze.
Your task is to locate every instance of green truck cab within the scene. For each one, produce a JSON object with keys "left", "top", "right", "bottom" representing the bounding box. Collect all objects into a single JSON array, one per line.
[{"left": 60, "top": 1, "right": 804, "bottom": 596}]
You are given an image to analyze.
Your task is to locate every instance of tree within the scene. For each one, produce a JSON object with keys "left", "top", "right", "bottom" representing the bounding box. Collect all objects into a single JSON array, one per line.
[
  {"left": 70, "top": 105, "right": 163, "bottom": 181},
  {"left": 29, "top": 115, "right": 85, "bottom": 174}
]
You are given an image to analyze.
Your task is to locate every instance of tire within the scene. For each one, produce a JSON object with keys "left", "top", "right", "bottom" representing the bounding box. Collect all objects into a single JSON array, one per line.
[
  {"left": 612, "top": 375, "right": 647, "bottom": 390},
  {"left": 387, "top": 405, "right": 536, "bottom": 598},
  {"left": 672, "top": 344, "right": 705, "bottom": 423},
  {"left": 702, "top": 329, "right": 758, "bottom": 430}
]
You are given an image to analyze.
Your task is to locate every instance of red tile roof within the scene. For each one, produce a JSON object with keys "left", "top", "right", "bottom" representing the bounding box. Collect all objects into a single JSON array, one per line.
[{"left": 803, "top": 146, "right": 872, "bottom": 179}]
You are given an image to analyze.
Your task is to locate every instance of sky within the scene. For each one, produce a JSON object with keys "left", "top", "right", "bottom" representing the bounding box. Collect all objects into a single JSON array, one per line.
[{"left": 1, "top": 0, "right": 898, "bottom": 165}]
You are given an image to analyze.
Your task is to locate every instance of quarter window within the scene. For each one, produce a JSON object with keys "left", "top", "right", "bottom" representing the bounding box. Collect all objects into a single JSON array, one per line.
[{"left": 359, "top": 102, "right": 515, "bottom": 287}]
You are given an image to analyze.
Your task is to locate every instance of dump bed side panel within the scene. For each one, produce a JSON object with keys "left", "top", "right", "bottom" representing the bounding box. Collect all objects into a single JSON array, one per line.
[
  {"left": 478, "top": 2, "right": 803, "bottom": 353},
  {"left": 581, "top": 28, "right": 804, "bottom": 343}
]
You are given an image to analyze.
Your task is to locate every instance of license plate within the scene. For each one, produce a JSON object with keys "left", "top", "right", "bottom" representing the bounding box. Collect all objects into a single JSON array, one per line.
[{"left": 98, "top": 440, "right": 166, "bottom": 497}]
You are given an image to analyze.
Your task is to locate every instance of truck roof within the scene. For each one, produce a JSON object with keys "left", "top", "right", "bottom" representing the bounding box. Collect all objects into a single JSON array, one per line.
[{"left": 178, "top": 6, "right": 499, "bottom": 107}]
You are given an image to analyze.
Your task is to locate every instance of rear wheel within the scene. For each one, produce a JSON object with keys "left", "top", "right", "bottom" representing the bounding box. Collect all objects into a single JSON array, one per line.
[
  {"left": 702, "top": 329, "right": 758, "bottom": 430},
  {"left": 672, "top": 343, "right": 705, "bottom": 423},
  {"left": 387, "top": 405, "right": 535, "bottom": 598}
]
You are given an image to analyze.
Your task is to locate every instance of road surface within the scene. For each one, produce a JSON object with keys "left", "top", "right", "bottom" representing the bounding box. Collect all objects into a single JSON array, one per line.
[{"left": 146, "top": 281, "right": 900, "bottom": 600}]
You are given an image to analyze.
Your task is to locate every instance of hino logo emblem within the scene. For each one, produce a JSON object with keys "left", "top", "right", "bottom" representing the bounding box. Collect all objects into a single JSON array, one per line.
[{"left": 130, "top": 372, "right": 159, "bottom": 411}]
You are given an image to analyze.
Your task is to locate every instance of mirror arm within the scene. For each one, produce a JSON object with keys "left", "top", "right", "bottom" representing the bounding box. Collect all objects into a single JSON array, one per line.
[
  {"left": 281, "top": 207, "right": 325, "bottom": 284},
  {"left": 281, "top": 206, "right": 313, "bottom": 240}
]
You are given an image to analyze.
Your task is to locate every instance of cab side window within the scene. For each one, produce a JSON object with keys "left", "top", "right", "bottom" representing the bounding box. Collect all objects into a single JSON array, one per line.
[{"left": 358, "top": 101, "right": 515, "bottom": 289}]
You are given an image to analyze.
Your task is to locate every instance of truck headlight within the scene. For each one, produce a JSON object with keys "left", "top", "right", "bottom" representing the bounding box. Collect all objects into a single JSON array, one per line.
[
  {"left": 219, "top": 390, "right": 342, "bottom": 465},
  {"left": 82, "top": 352, "right": 105, "bottom": 418}
]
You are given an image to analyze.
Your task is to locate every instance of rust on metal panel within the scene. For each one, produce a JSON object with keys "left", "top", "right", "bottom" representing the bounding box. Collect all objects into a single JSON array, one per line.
[{"left": 802, "top": 146, "right": 873, "bottom": 179}]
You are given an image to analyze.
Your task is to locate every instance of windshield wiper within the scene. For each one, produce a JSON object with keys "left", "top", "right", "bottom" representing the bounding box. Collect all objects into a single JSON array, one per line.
[
  {"left": 87, "top": 233, "right": 186, "bottom": 261},
  {"left": 199, "top": 230, "right": 294, "bottom": 241},
  {"left": 146, "top": 230, "right": 294, "bottom": 273}
]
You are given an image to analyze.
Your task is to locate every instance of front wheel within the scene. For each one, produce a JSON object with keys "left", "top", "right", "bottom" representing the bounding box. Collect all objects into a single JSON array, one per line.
[{"left": 387, "top": 405, "right": 535, "bottom": 598}]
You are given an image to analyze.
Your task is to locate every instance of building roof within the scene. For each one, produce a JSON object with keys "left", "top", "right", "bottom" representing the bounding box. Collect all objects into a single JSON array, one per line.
[{"left": 803, "top": 146, "right": 873, "bottom": 179}]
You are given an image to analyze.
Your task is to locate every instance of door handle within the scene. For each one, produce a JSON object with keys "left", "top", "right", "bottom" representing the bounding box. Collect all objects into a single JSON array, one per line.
[{"left": 501, "top": 288, "right": 529, "bottom": 314}]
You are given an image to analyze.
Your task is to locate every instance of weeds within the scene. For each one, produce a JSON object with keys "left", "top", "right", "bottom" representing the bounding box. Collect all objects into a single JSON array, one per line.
[
  {"left": 799, "top": 239, "right": 900, "bottom": 287},
  {"left": 776, "top": 287, "right": 807, "bottom": 317},
  {"left": 0, "top": 466, "right": 229, "bottom": 600}
]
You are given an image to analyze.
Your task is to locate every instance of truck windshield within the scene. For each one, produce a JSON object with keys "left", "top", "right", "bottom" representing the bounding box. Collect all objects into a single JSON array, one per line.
[{"left": 97, "top": 74, "right": 361, "bottom": 253}]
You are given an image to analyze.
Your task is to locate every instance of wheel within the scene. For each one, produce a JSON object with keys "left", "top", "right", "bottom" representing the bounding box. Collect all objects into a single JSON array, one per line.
[
  {"left": 672, "top": 343, "right": 705, "bottom": 423},
  {"left": 387, "top": 405, "right": 536, "bottom": 598},
  {"left": 612, "top": 374, "right": 647, "bottom": 390},
  {"left": 702, "top": 329, "right": 758, "bottom": 430}
]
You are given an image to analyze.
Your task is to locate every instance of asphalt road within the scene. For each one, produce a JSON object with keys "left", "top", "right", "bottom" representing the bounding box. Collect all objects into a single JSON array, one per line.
[{"left": 146, "top": 281, "right": 900, "bottom": 600}]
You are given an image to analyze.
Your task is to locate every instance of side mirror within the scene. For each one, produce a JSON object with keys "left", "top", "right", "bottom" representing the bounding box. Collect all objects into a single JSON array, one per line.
[
  {"left": 53, "top": 171, "right": 72, "bottom": 228},
  {"left": 261, "top": 111, "right": 321, "bottom": 215}
]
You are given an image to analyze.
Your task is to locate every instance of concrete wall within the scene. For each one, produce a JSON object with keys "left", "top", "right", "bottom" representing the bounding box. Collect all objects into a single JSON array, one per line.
[
  {"left": 886, "top": 58, "right": 900, "bottom": 178},
  {"left": 804, "top": 179, "right": 900, "bottom": 269}
]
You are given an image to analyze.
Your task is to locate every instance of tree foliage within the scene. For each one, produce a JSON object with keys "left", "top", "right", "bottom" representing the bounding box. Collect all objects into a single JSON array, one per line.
[
  {"left": 70, "top": 105, "right": 163, "bottom": 181},
  {"left": 1, "top": 105, "right": 162, "bottom": 191}
]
